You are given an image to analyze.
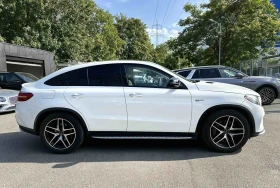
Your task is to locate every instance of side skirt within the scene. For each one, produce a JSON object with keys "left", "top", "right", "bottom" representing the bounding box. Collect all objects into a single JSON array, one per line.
[{"left": 87, "top": 131, "right": 197, "bottom": 140}]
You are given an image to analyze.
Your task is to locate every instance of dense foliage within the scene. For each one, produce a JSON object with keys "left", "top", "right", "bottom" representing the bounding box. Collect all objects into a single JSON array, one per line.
[
  {"left": 0, "top": 0, "right": 152, "bottom": 63},
  {"left": 170, "top": 0, "right": 280, "bottom": 67},
  {"left": 115, "top": 14, "right": 154, "bottom": 61},
  {"left": 0, "top": 0, "right": 280, "bottom": 69}
]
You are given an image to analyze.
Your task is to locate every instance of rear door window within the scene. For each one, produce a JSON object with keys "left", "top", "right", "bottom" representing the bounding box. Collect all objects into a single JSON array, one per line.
[
  {"left": 192, "top": 68, "right": 221, "bottom": 79},
  {"left": 88, "top": 64, "right": 123, "bottom": 86}
]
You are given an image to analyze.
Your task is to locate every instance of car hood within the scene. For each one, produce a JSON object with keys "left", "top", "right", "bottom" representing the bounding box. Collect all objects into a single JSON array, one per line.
[
  {"left": 0, "top": 89, "right": 19, "bottom": 97},
  {"left": 195, "top": 81, "right": 259, "bottom": 96},
  {"left": 248, "top": 76, "right": 274, "bottom": 81}
]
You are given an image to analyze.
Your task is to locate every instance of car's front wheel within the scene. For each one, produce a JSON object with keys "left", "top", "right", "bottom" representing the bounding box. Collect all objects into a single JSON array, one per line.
[
  {"left": 40, "top": 113, "right": 84, "bottom": 154},
  {"left": 257, "top": 86, "right": 275, "bottom": 105},
  {"left": 202, "top": 110, "right": 250, "bottom": 153}
]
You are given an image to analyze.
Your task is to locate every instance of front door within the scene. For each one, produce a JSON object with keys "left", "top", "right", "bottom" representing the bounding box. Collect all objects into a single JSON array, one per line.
[
  {"left": 123, "top": 64, "right": 192, "bottom": 133},
  {"left": 217, "top": 68, "right": 252, "bottom": 88},
  {"left": 64, "top": 64, "right": 127, "bottom": 132}
]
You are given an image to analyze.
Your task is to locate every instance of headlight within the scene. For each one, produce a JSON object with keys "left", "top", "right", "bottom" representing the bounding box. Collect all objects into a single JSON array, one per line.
[
  {"left": 244, "top": 95, "right": 261, "bottom": 105},
  {"left": 0, "top": 97, "right": 6, "bottom": 102}
]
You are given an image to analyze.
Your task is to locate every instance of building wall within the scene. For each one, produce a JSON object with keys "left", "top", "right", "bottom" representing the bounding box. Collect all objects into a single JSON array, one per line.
[{"left": 0, "top": 42, "right": 56, "bottom": 76}]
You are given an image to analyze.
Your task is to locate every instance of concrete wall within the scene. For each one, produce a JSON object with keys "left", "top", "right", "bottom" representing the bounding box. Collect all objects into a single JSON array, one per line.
[{"left": 0, "top": 42, "right": 56, "bottom": 75}]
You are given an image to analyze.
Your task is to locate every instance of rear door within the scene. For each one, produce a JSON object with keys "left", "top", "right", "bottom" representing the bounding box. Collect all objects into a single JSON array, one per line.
[
  {"left": 63, "top": 64, "right": 128, "bottom": 132},
  {"left": 218, "top": 68, "right": 251, "bottom": 88}
]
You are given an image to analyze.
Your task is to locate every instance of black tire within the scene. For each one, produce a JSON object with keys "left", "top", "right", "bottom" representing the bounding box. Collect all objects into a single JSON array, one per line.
[
  {"left": 202, "top": 110, "right": 250, "bottom": 153},
  {"left": 40, "top": 113, "right": 84, "bottom": 154},
  {"left": 257, "top": 86, "right": 275, "bottom": 105}
]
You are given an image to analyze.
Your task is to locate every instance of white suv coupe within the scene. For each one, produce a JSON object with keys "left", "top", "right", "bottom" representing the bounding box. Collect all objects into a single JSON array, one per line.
[{"left": 16, "top": 61, "right": 265, "bottom": 154}]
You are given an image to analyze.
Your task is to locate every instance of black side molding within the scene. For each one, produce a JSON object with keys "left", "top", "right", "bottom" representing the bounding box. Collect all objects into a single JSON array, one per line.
[
  {"left": 88, "top": 131, "right": 197, "bottom": 138},
  {"left": 251, "top": 130, "right": 265, "bottom": 137},
  {"left": 19, "top": 125, "right": 37, "bottom": 135}
]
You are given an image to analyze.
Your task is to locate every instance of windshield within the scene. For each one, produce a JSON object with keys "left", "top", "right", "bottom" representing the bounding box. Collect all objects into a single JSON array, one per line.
[{"left": 16, "top": 72, "right": 39, "bottom": 82}]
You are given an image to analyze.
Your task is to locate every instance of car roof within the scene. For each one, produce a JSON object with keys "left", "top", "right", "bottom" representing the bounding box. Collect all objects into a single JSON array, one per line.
[
  {"left": 37, "top": 60, "right": 168, "bottom": 83},
  {"left": 174, "top": 65, "right": 228, "bottom": 72},
  {"left": 56, "top": 60, "right": 160, "bottom": 73}
]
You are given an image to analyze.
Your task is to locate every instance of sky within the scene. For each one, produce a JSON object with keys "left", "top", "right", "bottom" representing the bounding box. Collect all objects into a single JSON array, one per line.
[
  {"left": 95, "top": 0, "right": 280, "bottom": 46},
  {"left": 95, "top": 0, "right": 209, "bottom": 46},
  {"left": 271, "top": 0, "right": 280, "bottom": 10}
]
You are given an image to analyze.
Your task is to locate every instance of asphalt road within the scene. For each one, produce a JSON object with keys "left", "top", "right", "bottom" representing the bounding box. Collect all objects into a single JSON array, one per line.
[
  {"left": 0, "top": 111, "right": 280, "bottom": 188},
  {"left": 263, "top": 99, "right": 280, "bottom": 114}
]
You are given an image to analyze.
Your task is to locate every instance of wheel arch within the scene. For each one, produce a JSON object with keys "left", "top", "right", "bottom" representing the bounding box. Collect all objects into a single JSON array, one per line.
[
  {"left": 195, "top": 105, "right": 255, "bottom": 137},
  {"left": 34, "top": 108, "right": 89, "bottom": 135},
  {"left": 256, "top": 84, "right": 278, "bottom": 98}
]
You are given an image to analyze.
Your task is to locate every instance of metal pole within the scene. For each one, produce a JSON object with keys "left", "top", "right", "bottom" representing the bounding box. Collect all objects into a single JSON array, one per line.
[
  {"left": 219, "top": 23, "right": 221, "bottom": 65},
  {"left": 178, "top": 57, "right": 181, "bottom": 69}
]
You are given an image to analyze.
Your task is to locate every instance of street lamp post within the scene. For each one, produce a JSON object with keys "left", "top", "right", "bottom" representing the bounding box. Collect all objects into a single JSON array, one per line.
[{"left": 210, "top": 19, "right": 222, "bottom": 65}]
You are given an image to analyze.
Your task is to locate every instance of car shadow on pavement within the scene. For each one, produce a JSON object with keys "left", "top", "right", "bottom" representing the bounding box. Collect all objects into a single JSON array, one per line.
[{"left": 0, "top": 132, "right": 241, "bottom": 168}]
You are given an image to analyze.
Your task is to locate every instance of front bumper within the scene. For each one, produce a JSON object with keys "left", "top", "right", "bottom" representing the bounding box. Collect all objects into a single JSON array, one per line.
[
  {"left": 252, "top": 129, "right": 265, "bottom": 137},
  {"left": 19, "top": 125, "right": 37, "bottom": 135}
]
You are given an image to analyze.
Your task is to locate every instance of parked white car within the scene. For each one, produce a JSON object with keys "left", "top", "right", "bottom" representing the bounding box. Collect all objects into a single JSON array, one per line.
[
  {"left": 0, "top": 88, "right": 18, "bottom": 113},
  {"left": 15, "top": 61, "right": 265, "bottom": 154}
]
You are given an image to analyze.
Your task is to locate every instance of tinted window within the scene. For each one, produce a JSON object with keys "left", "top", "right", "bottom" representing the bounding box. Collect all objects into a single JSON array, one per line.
[
  {"left": 192, "top": 68, "right": 221, "bottom": 79},
  {"left": 0, "top": 74, "right": 4, "bottom": 82},
  {"left": 88, "top": 64, "right": 123, "bottom": 86},
  {"left": 0, "top": 73, "right": 21, "bottom": 83},
  {"left": 177, "top": 70, "right": 191, "bottom": 77},
  {"left": 45, "top": 68, "right": 87, "bottom": 86},
  {"left": 124, "top": 65, "right": 171, "bottom": 88}
]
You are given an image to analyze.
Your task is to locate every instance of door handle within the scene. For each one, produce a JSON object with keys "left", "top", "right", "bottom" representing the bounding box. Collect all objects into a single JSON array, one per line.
[
  {"left": 71, "top": 93, "right": 84, "bottom": 98},
  {"left": 129, "top": 93, "right": 143, "bottom": 98}
]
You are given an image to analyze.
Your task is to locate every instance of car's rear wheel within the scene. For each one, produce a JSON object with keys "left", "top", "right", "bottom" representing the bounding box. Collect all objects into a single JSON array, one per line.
[
  {"left": 258, "top": 86, "right": 275, "bottom": 105},
  {"left": 40, "top": 113, "right": 84, "bottom": 154},
  {"left": 202, "top": 110, "right": 250, "bottom": 153}
]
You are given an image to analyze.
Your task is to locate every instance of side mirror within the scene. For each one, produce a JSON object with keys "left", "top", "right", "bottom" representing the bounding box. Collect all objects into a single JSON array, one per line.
[
  {"left": 235, "top": 73, "right": 244, "bottom": 79},
  {"left": 168, "top": 77, "right": 181, "bottom": 89}
]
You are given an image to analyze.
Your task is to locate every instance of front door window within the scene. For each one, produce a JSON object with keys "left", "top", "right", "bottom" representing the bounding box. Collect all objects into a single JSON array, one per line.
[{"left": 124, "top": 65, "right": 171, "bottom": 88}]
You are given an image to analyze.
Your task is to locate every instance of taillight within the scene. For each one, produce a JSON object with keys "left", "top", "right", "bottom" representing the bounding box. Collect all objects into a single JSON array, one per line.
[{"left": 17, "top": 92, "right": 33, "bottom": 101}]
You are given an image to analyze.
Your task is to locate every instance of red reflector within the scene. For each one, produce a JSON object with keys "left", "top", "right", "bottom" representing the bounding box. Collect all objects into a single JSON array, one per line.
[{"left": 17, "top": 92, "right": 33, "bottom": 101}]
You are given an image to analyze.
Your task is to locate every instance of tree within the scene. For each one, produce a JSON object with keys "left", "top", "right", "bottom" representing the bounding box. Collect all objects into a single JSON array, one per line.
[
  {"left": 115, "top": 14, "right": 154, "bottom": 61},
  {"left": 171, "top": 0, "right": 280, "bottom": 66},
  {"left": 0, "top": 0, "right": 123, "bottom": 63},
  {"left": 153, "top": 41, "right": 190, "bottom": 69}
]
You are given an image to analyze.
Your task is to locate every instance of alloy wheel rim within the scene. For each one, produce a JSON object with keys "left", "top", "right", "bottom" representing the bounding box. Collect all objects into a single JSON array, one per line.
[
  {"left": 259, "top": 88, "right": 274, "bottom": 104},
  {"left": 210, "top": 115, "right": 245, "bottom": 149},
  {"left": 44, "top": 118, "right": 76, "bottom": 150}
]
